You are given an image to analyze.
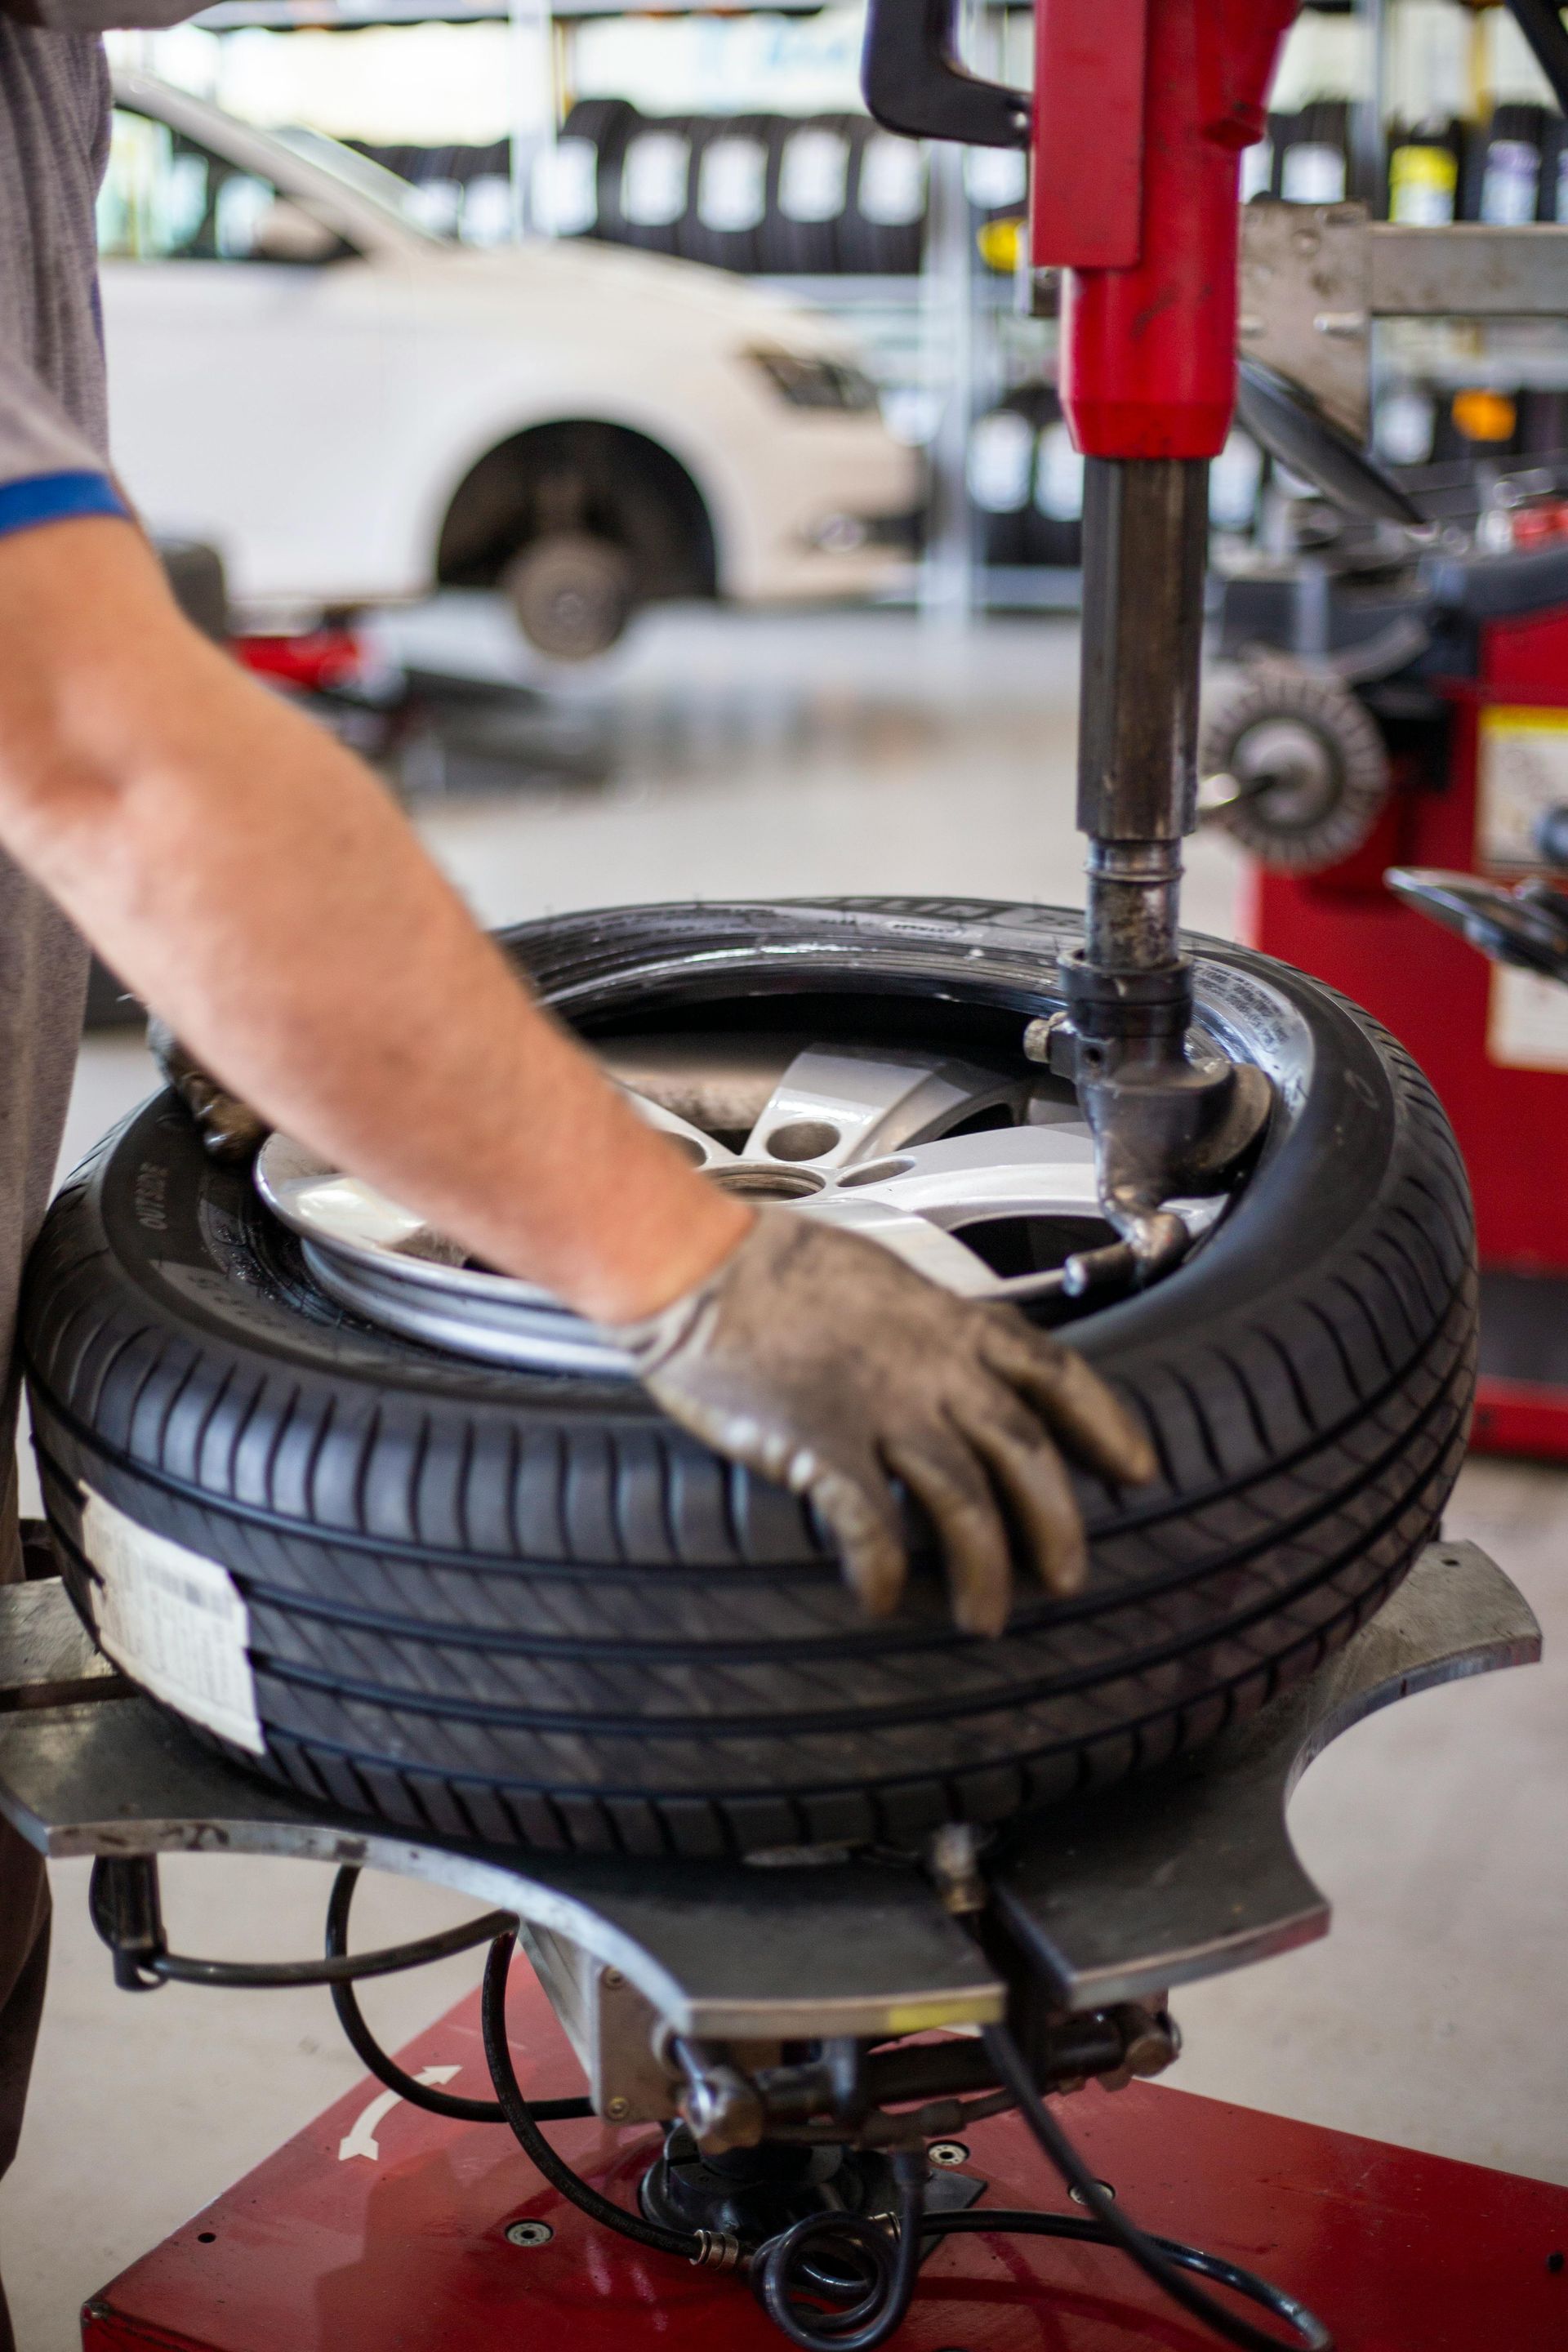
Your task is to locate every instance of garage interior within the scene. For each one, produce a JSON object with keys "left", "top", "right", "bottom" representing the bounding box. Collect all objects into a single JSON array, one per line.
[{"left": 8, "top": 1, "right": 1568, "bottom": 2348}]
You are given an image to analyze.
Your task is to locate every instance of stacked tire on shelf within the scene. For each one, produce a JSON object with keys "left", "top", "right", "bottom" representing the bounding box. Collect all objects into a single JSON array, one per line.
[
  {"left": 362, "top": 105, "right": 930, "bottom": 274},
  {"left": 570, "top": 102, "right": 929, "bottom": 274},
  {"left": 967, "top": 387, "right": 1084, "bottom": 573},
  {"left": 768, "top": 114, "right": 863, "bottom": 274}
]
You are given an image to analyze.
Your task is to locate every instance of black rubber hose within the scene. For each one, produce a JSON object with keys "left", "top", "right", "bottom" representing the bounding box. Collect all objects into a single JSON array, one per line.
[
  {"left": 751, "top": 2152, "right": 925, "bottom": 2351},
  {"left": 87, "top": 1857, "right": 518, "bottom": 1990},
  {"left": 482, "top": 1931, "right": 927, "bottom": 2352},
  {"left": 980, "top": 2025, "right": 1332, "bottom": 2352},
  {"left": 924, "top": 2212, "right": 1331, "bottom": 2340},
  {"left": 480, "top": 1930, "right": 701, "bottom": 2261},
  {"left": 325, "top": 1867, "right": 591, "bottom": 2126},
  {"left": 1506, "top": 0, "right": 1568, "bottom": 114},
  {"left": 479, "top": 1931, "right": 925, "bottom": 2350}
]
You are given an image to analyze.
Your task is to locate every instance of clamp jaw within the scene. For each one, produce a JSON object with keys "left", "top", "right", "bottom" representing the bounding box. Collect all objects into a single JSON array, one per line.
[{"left": 1025, "top": 970, "right": 1273, "bottom": 1271}]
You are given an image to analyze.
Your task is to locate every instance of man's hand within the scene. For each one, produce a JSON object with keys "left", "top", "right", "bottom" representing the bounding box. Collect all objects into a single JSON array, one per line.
[
  {"left": 148, "top": 1016, "right": 268, "bottom": 1164},
  {"left": 622, "top": 1212, "right": 1157, "bottom": 1637}
]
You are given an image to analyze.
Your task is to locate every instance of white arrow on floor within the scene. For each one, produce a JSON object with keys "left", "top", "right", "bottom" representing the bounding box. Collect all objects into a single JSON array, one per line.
[{"left": 339, "top": 2065, "right": 462, "bottom": 2163}]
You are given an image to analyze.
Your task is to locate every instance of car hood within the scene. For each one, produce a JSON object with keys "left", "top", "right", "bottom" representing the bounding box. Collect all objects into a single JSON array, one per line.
[{"left": 390, "top": 237, "right": 866, "bottom": 363}]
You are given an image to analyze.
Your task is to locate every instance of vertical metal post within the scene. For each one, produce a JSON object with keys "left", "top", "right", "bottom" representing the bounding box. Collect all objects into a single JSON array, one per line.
[
  {"left": 1076, "top": 457, "right": 1209, "bottom": 982},
  {"left": 919, "top": 140, "right": 976, "bottom": 628},
  {"left": 509, "top": 0, "right": 556, "bottom": 242},
  {"left": 1348, "top": 0, "right": 1388, "bottom": 216}
]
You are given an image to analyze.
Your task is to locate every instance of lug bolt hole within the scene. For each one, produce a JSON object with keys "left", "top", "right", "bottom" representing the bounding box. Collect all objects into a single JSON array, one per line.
[
  {"left": 837, "top": 1156, "right": 915, "bottom": 1188},
  {"left": 764, "top": 1120, "right": 842, "bottom": 1162}
]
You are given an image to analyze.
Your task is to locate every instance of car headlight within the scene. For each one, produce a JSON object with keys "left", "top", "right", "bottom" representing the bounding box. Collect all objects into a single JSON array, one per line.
[{"left": 746, "top": 347, "right": 880, "bottom": 413}]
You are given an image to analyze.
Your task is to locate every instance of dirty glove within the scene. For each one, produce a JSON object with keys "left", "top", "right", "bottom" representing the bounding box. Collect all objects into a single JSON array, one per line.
[
  {"left": 621, "top": 1211, "right": 1157, "bottom": 1637},
  {"left": 148, "top": 1017, "right": 268, "bottom": 1165}
]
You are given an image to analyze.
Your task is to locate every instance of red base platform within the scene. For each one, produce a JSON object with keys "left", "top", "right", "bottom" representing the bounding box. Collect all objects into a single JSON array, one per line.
[{"left": 82, "top": 1970, "right": 1568, "bottom": 2352}]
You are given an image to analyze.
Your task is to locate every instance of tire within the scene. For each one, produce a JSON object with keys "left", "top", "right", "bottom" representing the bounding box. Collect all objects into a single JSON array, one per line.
[
  {"left": 558, "top": 98, "right": 639, "bottom": 244},
  {"left": 678, "top": 116, "right": 771, "bottom": 273},
  {"left": 1028, "top": 403, "right": 1085, "bottom": 570},
  {"left": 845, "top": 125, "right": 927, "bottom": 275},
  {"left": 617, "top": 114, "right": 695, "bottom": 257},
  {"left": 502, "top": 532, "right": 635, "bottom": 662},
  {"left": 765, "top": 117, "right": 855, "bottom": 276},
  {"left": 968, "top": 399, "right": 1040, "bottom": 568},
  {"left": 23, "top": 899, "right": 1476, "bottom": 1860}
]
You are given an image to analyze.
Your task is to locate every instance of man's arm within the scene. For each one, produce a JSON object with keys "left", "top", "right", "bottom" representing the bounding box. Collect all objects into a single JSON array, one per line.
[
  {"left": 0, "top": 516, "right": 751, "bottom": 1323},
  {"left": 0, "top": 512, "right": 1156, "bottom": 1633}
]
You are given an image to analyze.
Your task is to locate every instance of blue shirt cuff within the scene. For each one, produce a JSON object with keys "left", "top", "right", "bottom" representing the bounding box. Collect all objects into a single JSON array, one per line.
[{"left": 0, "top": 470, "right": 130, "bottom": 540}]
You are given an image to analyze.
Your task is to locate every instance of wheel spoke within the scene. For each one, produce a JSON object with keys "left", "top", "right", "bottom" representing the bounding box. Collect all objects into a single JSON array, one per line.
[
  {"left": 622, "top": 1089, "right": 739, "bottom": 1169},
  {"left": 795, "top": 1192, "right": 1005, "bottom": 1294},
  {"left": 822, "top": 1122, "right": 1102, "bottom": 1230},
  {"left": 739, "top": 1046, "right": 1031, "bottom": 1170}
]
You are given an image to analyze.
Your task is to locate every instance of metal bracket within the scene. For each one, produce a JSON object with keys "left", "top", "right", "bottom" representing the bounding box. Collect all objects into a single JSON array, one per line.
[
  {"left": 994, "top": 1539, "right": 1539, "bottom": 2009},
  {"left": 1239, "top": 203, "right": 1568, "bottom": 443},
  {"left": 0, "top": 1546, "right": 1538, "bottom": 2047}
]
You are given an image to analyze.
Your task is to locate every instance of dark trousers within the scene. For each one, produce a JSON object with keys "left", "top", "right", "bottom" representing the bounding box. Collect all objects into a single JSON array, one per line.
[
  {"left": 0, "top": 1450, "right": 51, "bottom": 2352},
  {"left": 0, "top": 1825, "right": 47, "bottom": 2352}
]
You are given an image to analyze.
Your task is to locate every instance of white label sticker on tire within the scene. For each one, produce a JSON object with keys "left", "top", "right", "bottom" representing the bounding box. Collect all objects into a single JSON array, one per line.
[{"left": 82, "top": 1491, "right": 265, "bottom": 1754}]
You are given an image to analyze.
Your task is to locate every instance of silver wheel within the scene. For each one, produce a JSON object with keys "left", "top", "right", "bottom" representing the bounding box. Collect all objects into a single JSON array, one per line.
[{"left": 256, "top": 1033, "right": 1224, "bottom": 1375}]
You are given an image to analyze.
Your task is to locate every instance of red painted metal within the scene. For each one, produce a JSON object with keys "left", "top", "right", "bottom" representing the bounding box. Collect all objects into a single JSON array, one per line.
[
  {"left": 1472, "top": 1375, "right": 1568, "bottom": 1461},
  {"left": 1250, "top": 628, "right": 1568, "bottom": 1276},
  {"left": 1249, "top": 604, "right": 1568, "bottom": 1455},
  {"left": 1030, "top": 0, "right": 1148, "bottom": 272},
  {"left": 232, "top": 630, "right": 367, "bottom": 695},
  {"left": 1039, "top": 0, "right": 1298, "bottom": 460},
  {"left": 82, "top": 1970, "right": 1568, "bottom": 2352}
]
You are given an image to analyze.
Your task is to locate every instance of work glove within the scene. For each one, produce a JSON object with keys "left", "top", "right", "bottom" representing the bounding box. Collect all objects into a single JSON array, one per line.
[
  {"left": 621, "top": 1211, "right": 1156, "bottom": 1637},
  {"left": 148, "top": 1017, "right": 268, "bottom": 1165}
]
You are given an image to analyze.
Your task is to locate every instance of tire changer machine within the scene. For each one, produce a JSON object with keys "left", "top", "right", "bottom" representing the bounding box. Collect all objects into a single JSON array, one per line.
[
  {"left": 1199, "top": 0, "right": 1568, "bottom": 1465},
  {"left": 3, "top": 7, "right": 1567, "bottom": 2351}
]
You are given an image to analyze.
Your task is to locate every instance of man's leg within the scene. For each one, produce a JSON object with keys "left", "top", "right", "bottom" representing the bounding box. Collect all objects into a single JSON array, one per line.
[
  {"left": 0, "top": 1441, "right": 50, "bottom": 2352},
  {"left": 0, "top": 1825, "right": 47, "bottom": 2352}
]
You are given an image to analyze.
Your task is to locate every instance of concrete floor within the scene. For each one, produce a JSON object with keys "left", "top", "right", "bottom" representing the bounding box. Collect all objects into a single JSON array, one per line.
[{"left": 6, "top": 604, "right": 1566, "bottom": 2349}]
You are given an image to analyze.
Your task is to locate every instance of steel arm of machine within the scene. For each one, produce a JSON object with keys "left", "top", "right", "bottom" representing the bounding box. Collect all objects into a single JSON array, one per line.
[{"left": 1237, "top": 205, "right": 1568, "bottom": 446}]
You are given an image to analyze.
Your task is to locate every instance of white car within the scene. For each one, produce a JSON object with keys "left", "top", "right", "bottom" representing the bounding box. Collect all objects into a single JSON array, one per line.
[{"left": 100, "top": 73, "right": 920, "bottom": 657}]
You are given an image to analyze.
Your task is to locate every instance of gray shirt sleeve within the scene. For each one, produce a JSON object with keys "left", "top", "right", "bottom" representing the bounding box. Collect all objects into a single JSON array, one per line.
[
  {"left": 0, "top": 26, "right": 118, "bottom": 510},
  {"left": 0, "top": 344, "right": 109, "bottom": 490}
]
